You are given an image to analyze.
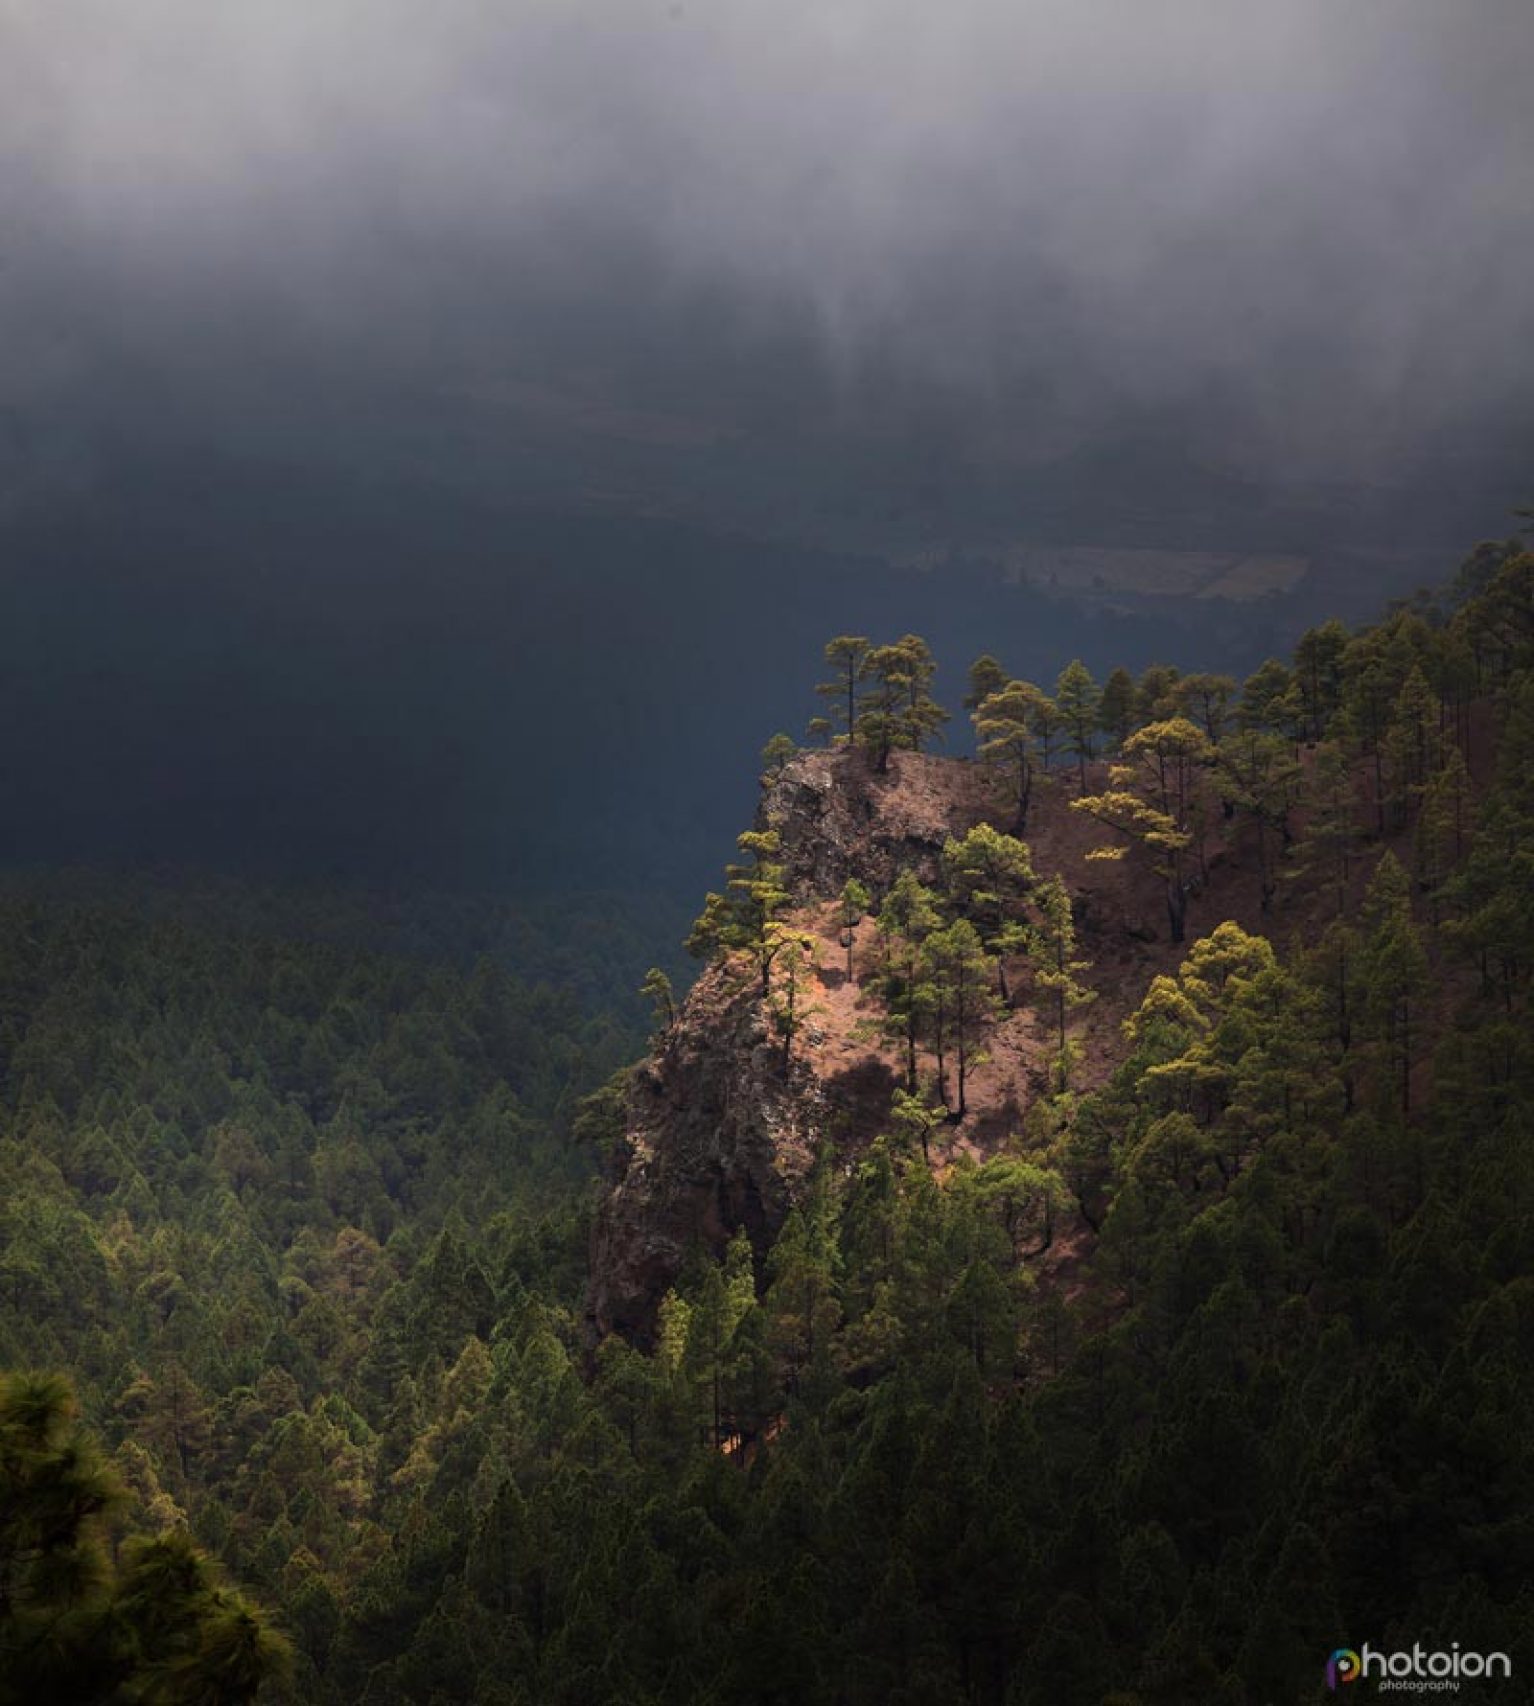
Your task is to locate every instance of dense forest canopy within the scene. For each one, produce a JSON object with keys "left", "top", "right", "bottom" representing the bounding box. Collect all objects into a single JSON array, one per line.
[{"left": 5, "top": 533, "right": 1534, "bottom": 1703}]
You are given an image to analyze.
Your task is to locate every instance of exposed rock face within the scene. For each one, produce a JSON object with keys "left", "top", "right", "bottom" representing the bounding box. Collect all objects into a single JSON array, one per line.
[
  {"left": 586, "top": 959, "right": 832, "bottom": 1342},
  {"left": 761, "top": 747, "right": 994, "bottom": 898},
  {"left": 587, "top": 748, "right": 1021, "bottom": 1342},
  {"left": 587, "top": 751, "right": 969, "bottom": 1341}
]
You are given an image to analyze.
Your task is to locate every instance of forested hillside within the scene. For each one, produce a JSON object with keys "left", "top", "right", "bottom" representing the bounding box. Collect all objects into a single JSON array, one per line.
[
  {"left": 5, "top": 536, "right": 1534, "bottom": 1704},
  {"left": 0, "top": 904, "right": 633, "bottom": 1702}
]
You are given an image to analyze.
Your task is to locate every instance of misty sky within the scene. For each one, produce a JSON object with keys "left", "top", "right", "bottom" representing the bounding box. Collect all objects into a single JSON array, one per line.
[
  {"left": 2, "top": 2, "right": 1532, "bottom": 901},
  {"left": 6, "top": 0, "right": 1532, "bottom": 508}
]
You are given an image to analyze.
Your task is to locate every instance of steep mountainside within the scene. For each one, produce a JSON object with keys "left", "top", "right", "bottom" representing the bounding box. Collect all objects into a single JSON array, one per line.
[{"left": 589, "top": 742, "right": 1287, "bottom": 1339}]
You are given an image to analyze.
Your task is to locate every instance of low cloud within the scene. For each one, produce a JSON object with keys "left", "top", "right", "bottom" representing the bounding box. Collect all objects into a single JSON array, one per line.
[{"left": 4, "top": 0, "right": 1532, "bottom": 509}]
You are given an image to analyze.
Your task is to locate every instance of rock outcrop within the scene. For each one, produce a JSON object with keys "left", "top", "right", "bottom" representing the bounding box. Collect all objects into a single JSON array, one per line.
[
  {"left": 585, "top": 959, "right": 831, "bottom": 1342},
  {"left": 760, "top": 747, "right": 994, "bottom": 895},
  {"left": 588, "top": 750, "right": 987, "bottom": 1340},
  {"left": 587, "top": 742, "right": 1262, "bottom": 1341}
]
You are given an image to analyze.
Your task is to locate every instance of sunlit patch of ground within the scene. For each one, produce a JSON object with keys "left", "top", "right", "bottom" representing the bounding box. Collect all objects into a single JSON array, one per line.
[
  {"left": 1195, "top": 554, "right": 1308, "bottom": 600},
  {"left": 978, "top": 544, "right": 1309, "bottom": 601}
]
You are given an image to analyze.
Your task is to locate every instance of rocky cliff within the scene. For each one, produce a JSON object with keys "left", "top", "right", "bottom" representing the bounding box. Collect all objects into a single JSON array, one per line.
[
  {"left": 758, "top": 746, "right": 994, "bottom": 894},
  {"left": 587, "top": 744, "right": 1263, "bottom": 1341}
]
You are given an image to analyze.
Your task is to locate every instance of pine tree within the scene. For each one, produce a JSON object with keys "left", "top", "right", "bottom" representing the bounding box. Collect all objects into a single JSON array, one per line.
[
  {"left": 682, "top": 1260, "right": 749, "bottom": 1449},
  {"left": 1287, "top": 739, "right": 1358, "bottom": 915},
  {"left": 1031, "top": 874, "right": 1096, "bottom": 1090},
  {"left": 1449, "top": 535, "right": 1523, "bottom": 607},
  {"left": 1054, "top": 659, "right": 1101, "bottom": 788},
  {"left": 1134, "top": 662, "right": 1182, "bottom": 724},
  {"left": 1413, "top": 744, "right": 1472, "bottom": 922},
  {"left": 1029, "top": 691, "right": 1064, "bottom": 772},
  {"left": 717, "top": 1228, "right": 773, "bottom": 1445},
  {"left": 924, "top": 918, "right": 998, "bottom": 1118},
  {"left": 1464, "top": 549, "right": 1534, "bottom": 682},
  {"left": 0, "top": 1371, "right": 289, "bottom": 1705},
  {"left": 763, "top": 1192, "right": 841, "bottom": 1396},
  {"left": 889, "top": 1083, "right": 948, "bottom": 1167},
  {"left": 942, "top": 823, "right": 1034, "bottom": 1000},
  {"left": 1293, "top": 617, "right": 1349, "bottom": 740},
  {"left": 973, "top": 680, "right": 1046, "bottom": 832},
  {"left": 837, "top": 877, "right": 872, "bottom": 983},
  {"left": 1072, "top": 717, "right": 1214, "bottom": 943},
  {"left": 1382, "top": 662, "right": 1444, "bottom": 830},
  {"left": 875, "top": 871, "right": 942, "bottom": 1091},
  {"left": 974, "top": 1155, "right": 1069, "bottom": 1262},
  {"left": 816, "top": 635, "right": 871, "bottom": 746},
  {"left": 1215, "top": 727, "right": 1301, "bottom": 914},
  {"left": 1357, "top": 852, "right": 1430, "bottom": 1118},
  {"left": 687, "top": 829, "right": 792, "bottom": 993},
  {"left": 765, "top": 924, "right": 821, "bottom": 1068},
  {"left": 1097, "top": 666, "right": 1136, "bottom": 751},
  {"left": 760, "top": 732, "right": 797, "bottom": 778},
  {"left": 963, "top": 654, "right": 1010, "bottom": 716},
  {"left": 1441, "top": 673, "right": 1534, "bottom": 1004},
  {"left": 1340, "top": 625, "right": 1416, "bottom": 834},
  {"left": 1239, "top": 658, "right": 1303, "bottom": 741},
  {"left": 640, "top": 966, "right": 676, "bottom": 1038},
  {"left": 1174, "top": 672, "right": 1236, "bottom": 743},
  {"left": 856, "top": 635, "right": 948, "bottom": 770},
  {"left": 1298, "top": 918, "right": 1360, "bottom": 1116},
  {"left": 118, "top": 1360, "right": 213, "bottom": 1489}
]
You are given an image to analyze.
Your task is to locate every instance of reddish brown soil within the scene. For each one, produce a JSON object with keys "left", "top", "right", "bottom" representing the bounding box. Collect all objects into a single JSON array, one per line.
[{"left": 772, "top": 723, "right": 1481, "bottom": 1159}]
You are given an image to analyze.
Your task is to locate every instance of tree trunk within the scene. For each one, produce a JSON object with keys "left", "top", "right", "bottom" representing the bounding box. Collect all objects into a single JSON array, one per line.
[{"left": 1166, "top": 875, "right": 1187, "bottom": 944}]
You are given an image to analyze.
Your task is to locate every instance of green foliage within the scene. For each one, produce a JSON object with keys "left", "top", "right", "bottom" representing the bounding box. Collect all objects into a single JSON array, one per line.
[
  {"left": 1053, "top": 658, "right": 1101, "bottom": 786},
  {"left": 816, "top": 634, "right": 871, "bottom": 745},
  {"left": 854, "top": 634, "right": 949, "bottom": 770},
  {"left": 639, "top": 965, "right": 676, "bottom": 1038},
  {"left": 837, "top": 876, "right": 872, "bottom": 982},
  {"left": 0, "top": 1371, "right": 290, "bottom": 1705},
  {"left": 1357, "top": 852, "right": 1430, "bottom": 1116},
  {"left": 0, "top": 891, "right": 634, "bottom": 1702},
  {"left": 760, "top": 731, "right": 797, "bottom": 777},
  {"left": 1286, "top": 739, "right": 1357, "bottom": 914},
  {"left": 687, "top": 828, "right": 792, "bottom": 992},
  {"left": 1097, "top": 665, "right": 1136, "bottom": 750},
  {"left": 973, "top": 679, "right": 1048, "bottom": 831},
  {"left": 875, "top": 870, "right": 943, "bottom": 1092},
  {"left": 1293, "top": 617, "right": 1349, "bottom": 739},
  {"left": 1214, "top": 727, "right": 1300, "bottom": 913},
  {"left": 942, "top": 824, "right": 1034, "bottom": 996},
  {"left": 1239, "top": 656, "right": 1302, "bottom": 739},
  {"left": 1072, "top": 716, "right": 1214, "bottom": 943},
  {"left": 963, "top": 653, "right": 1010, "bottom": 716},
  {"left": 1174, "top": 670, "right": 1236, "bottom": 742},
  {"left": 1031, "top": 874, "right": 1095, "bottom": 1089},
  {"left": 765, "top": 923, "right": 821, "bottom": 1066},
  {"left": 923, "top": 917, "right": 998, "bottom": 1118},
  {"left": 1134, "top": 661, "right": 1182, "bottom": 724}
]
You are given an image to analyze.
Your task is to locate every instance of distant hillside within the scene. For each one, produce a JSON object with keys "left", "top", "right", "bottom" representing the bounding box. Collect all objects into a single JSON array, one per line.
[{"left": 0, "top": 450, "right": 1465, "bottom": 903}]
